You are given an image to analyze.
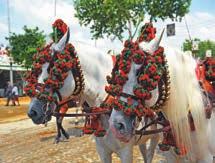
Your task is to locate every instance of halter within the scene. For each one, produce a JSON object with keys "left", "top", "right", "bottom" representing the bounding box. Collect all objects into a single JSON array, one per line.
[
  {"left": 24, "top": 42, "right": 85, "bottom": 109},
  {"left": 105, "top": 31, "right": 170, "bottom": 117}
]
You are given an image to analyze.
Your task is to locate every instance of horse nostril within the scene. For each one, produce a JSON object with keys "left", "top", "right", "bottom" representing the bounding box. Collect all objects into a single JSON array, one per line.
[
  {"left": 115, "top": 122, "right": 125, "bottom": 131},
  {"left": 28, "top": 110, "right": 37, "bottom": 118}
]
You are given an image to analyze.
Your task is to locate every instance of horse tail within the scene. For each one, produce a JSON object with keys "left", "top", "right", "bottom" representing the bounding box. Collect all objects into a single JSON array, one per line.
[{"left": 163, "top": 48, "right": 209, "bottom": 160}]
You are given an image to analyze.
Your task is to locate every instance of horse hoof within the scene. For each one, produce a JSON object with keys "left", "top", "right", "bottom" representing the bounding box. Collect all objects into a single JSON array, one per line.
[
  {"left": 54, "top": 138, "right": 60, "bottom": 144},
  {"left": 64, "top": 133, "right": 70, "bottom": 139}
]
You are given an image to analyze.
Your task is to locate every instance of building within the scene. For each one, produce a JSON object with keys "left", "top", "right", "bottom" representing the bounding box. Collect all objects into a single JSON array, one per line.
[{"left": 0, "top": 46, "right": 27, "bottom": 97}]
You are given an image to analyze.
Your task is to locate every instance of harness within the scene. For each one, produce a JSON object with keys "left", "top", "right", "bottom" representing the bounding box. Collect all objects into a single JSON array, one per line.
[{"left": 196, "top": 60, "right": 215, "bottom": 118}]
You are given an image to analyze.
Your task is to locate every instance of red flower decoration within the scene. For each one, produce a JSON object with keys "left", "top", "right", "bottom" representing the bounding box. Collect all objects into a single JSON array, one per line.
[
  {"left": 52, "top": 19, "right": 68, "bottom": 34},
  {"left": 103, "top": 22, "right": 165, "bottom": 117}
]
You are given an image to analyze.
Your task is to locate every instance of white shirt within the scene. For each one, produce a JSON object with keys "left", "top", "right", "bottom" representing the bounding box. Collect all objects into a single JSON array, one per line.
[{"left": 12, "top": 86, "right": 19, "bottom": 96}]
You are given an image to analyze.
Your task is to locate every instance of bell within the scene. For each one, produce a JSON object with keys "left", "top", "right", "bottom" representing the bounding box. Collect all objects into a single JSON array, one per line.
[
  {"left": 166, "top": 76, "right": 170, "bottom": 80},
  {"left": 76, "top": 77, "right": 79, "bottom": 81},
  {"left": 161, "top": 95, "right": 165, "bottom": 99},
  {"left": 75, "top": 79, "right": 80, "bottom": 83},
  {"left": 162, "top": 90, "right": 166, "bottom": 94},
  {"left": 77, "top": 64, "right": 81, "bottom": 68},
  {"left": 77, "top": 81, "right": 80, "bottom": 85},
  {"left": 166, "top": 96, "right": 169, "bottom": 99},
  {"left": 166, "top": 70, "right": 169, "bottom": 74},
  {"left": 162, "top": 85, "right": 165, "bottom": 90},
  {"left": 159, "top": 100, "right": 163, "bottom": 104},
  {"left": 167, "top": 80, "right": 171, "bottom": 84},
  {"left": 167, "top": 86, "right": 170, "bottom": 89}
]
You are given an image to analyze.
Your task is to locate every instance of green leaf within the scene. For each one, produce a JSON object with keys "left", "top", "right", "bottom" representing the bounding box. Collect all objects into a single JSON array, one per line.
[
  {"left": 6, "top": 26, "right": 46, "bottom": 68},
  {"left": 74, "top": 0, "right": 191, "bottom": 41},
  {"left": 182, "top": 38, "right": 215, "bottom": 59}
]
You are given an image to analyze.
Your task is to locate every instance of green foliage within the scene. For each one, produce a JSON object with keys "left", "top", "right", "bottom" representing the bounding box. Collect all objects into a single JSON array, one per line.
[
  {"left": 6, "top": 26, "right": 46, "bottom": 68},
  {"left": 182, "top": 38, "right": 215, "bottom": 59},
  {"left": 74, "top": 0, "right": 191, "bottom": 40}
]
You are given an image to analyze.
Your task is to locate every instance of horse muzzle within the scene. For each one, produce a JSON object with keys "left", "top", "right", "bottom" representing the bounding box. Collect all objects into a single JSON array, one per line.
[{"left": 28, "top": 99, "right": 46, "bottom": 124}]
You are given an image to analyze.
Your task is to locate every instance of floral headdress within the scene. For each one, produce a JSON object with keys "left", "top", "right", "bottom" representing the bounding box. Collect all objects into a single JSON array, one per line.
[{"left": 52, "top": 19, "right": 68, "bottom": 42}]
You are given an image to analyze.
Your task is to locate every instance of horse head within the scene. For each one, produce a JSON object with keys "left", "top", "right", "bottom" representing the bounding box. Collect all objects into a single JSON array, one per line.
[
  {"left": 27, "top": 19, "right": 80, "bottom": 125},
  {"left": 109, "top": 29, "right": 165, "bottom": 143}
]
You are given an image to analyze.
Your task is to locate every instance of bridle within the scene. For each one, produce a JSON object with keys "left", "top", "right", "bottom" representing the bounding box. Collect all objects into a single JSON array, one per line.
[
  {"left": 43, "top": 52, "right": 111, "bottom": 118},
  {"left": 105, "top": 43, "right": 172, "bottom": 136},
  {"left": 46, "top": 50, "right": 85, "bottom": 105}
]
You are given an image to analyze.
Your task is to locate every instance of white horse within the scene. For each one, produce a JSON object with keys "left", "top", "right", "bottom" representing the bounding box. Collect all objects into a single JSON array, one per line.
[
  {"left": 27, "top": 27, "right": 159, "bottom": 163},
  {"left": 108, "top": 31, "right": 215, "bottom": 163}
]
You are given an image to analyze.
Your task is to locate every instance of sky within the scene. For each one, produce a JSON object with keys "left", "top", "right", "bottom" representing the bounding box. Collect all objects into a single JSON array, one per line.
[{"left": 0, "top": 0, "right": 215, "bottom": 53}]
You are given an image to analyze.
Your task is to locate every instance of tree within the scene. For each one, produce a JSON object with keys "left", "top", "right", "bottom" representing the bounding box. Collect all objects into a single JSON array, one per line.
[
  {"left": 182, "top": 38, "right": 215, "bottom": 59},
  {"left": 6, "top": 26, "right": 46, "bottom": 68},
  {"left": 74, "top": 0, "right": 191, "bottom": 41}
]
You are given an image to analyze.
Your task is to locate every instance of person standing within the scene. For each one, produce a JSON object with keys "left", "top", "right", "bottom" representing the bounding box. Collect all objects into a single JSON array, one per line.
[
  {"left": 5, "top": 81, "right": 13, "bottom": 106},
  {"left": 12, "top": 84, "right": 20, "bottom": 106}
]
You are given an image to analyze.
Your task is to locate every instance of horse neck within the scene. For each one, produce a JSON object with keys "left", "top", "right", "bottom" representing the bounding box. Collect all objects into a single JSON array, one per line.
[
  {"left": 74, "top": 43, "right": 113, "bottom": 106},
  {"left": 100, "top": 114, "right": 110, "bottom": 130}
]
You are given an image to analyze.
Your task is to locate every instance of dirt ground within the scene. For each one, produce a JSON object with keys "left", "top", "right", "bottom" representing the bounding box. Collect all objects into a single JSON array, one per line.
[{"left": 0, "top": 104, "right": 166, "bottom": 163}]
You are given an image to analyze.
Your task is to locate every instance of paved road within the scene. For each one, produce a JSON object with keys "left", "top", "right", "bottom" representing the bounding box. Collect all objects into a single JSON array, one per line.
[{"left": 0, "top": 117, "right": 166, "bottom": 163}]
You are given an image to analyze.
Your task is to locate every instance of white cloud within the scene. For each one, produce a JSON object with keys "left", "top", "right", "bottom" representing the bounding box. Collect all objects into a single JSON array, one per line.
[
  {"left": 10, "top": 0, "right": 79, "bottom": 31},
  {"left": 0, "top": 22, "right": 7, "bottom": 32},
  {"left": 0, "top": 22, "right": 9, "bottom": 45}
]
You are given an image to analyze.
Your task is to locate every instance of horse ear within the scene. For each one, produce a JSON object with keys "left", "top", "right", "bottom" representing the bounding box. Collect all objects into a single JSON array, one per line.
[
  {"left": 53, "top": 27, "right": 70, "bottom": 52},
  {"left": 148, "top": 28, "right": 165, "bottom": 54}
]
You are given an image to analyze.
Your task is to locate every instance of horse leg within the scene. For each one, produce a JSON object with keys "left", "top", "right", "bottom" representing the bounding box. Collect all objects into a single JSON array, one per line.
[
  {"left": 138, "top": 134, "right": 159, "bottom": 163},
  {"left": 54, "top": 104, "right": 69, "bottom": 143},
  {"left": 58, "top": 116, "right": 70, "bottom": 139},
  {"left": 139, "top": 144, "right": 147, "bottom": 163},
  {"left": 95, "top": 138, "right": 112, "bottom": 163},
  {"left": 54, "top": 116, "right": 62, "bottom": 144},
  {"left": 119, "top": 145, "right": 133, "bottom": 163},
  {"left": 147, "top": 134, "right": 160, "bottom": 163},
  {"left": 59, "top": 104, "right": 70, "bottom": 139}
]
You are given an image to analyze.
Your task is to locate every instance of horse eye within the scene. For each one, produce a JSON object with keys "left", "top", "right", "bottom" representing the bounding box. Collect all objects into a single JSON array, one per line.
[{"left": 47, "top": 67, "right": 50, "bottom": 73}]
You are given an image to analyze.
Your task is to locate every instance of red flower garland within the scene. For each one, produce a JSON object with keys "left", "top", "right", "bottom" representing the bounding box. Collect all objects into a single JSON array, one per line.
[
  {"left": 52, "top": 19, "right": 68, "bottom": 35},
  {"left": 138, "top": 23, "right": 156, "bottom": 42},
  {"left": 24, "top": 43, "right": 78, "bottom": 102},
  {"left": 105, "top": 23, "right": 165, "bottom": 117}
]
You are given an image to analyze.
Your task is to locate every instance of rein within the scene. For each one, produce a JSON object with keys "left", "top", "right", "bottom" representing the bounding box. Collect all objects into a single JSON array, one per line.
[
  {"left": 53, "top": 110, "right": 111, "bottom": 117},
  {"left": 135, "top": 116, "right": 170, "bottom": 135}
]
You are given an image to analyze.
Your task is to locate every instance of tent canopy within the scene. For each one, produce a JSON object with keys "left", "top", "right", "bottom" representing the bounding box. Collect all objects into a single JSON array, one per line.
[{"left": 0, "top": 54, "right": 27, "bottom": 71}]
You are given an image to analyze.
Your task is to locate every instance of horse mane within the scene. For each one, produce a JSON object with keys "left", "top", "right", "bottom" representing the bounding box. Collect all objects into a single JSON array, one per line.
[{"left": 163, "top": 48, "right": 209, "bottom": 160}]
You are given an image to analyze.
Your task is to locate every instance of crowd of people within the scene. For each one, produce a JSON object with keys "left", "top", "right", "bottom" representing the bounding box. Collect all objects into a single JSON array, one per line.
[{"left": 4, "top": 81, "right": 20, "bottom": 106}]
